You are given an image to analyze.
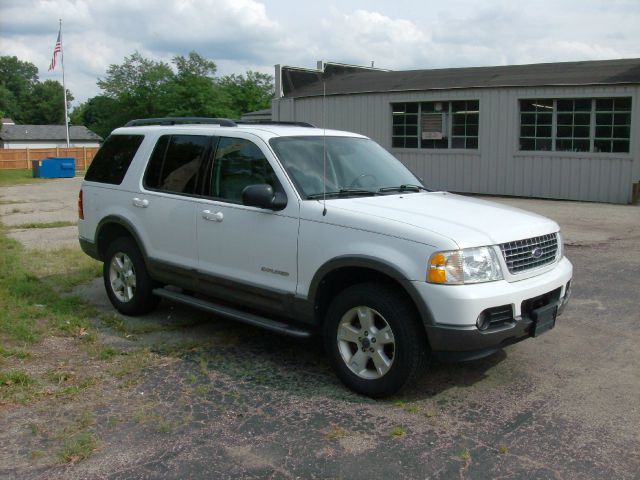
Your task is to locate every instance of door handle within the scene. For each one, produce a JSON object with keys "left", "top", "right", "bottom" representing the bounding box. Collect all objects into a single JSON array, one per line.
[
  {"left": 202, "top": 210, "right": 224, "bottom": 222},
  {"left": 132, "top": 197, "right": 149, "bottom": 208}
]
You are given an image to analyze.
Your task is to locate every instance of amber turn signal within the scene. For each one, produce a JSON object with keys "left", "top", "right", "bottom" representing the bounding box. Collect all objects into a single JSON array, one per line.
[{"left": 428, "top": 253, "right": 446, "bottom": 283}]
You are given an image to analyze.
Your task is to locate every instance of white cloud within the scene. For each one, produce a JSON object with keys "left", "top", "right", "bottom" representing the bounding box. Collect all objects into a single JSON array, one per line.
[
  {"left": 317, "top": 9, "right": 431, "bottom": 68},
  {"left": 1, "top": 0, "right": 639, "bottom": 107}
]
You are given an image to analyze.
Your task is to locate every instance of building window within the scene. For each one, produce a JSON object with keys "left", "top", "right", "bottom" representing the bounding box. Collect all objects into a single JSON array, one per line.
[
  {"left": 594, "top": 97, "right": 631, "bottom": 153},
  {"left": 391, "top": 103, "right": 418, "bottom": 148},
  {"left": 392, "top": 100, "right": 479, "bottom": 149},
  {"left": 556, "top": 99, "right": 591, "bottom": 152},
  {"left": 520, "top": 99, "right": 553, "bottom": 151},
  {"left": 519, "top": 97, "right": 631, "bottom": 153}
]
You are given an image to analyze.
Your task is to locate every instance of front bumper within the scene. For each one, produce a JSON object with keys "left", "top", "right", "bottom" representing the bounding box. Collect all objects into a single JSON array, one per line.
[{"left": 413, "top": 257, "right": 573, "bottom": 361}]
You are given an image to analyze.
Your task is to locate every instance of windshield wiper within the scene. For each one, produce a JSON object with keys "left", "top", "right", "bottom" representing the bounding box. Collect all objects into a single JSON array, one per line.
[
  {"left": 307, "top": 189, "right": 379, "bottom": 199},
  {"left": 378, "top": 184, "right": 429, "bottom": 193}
]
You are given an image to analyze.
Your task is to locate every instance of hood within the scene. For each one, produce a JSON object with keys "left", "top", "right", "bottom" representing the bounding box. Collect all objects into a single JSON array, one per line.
[{"left": 327, "top": 192, "right": 559, "bottom": 248}]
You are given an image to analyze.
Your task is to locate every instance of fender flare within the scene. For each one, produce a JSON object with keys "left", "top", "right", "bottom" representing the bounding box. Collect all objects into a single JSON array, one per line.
[
  {"left": 95, "top": 215, "right": 149, "bottom": 263},
  {"left": 308, "top": 255, "right": 436, "bottom": 327}
]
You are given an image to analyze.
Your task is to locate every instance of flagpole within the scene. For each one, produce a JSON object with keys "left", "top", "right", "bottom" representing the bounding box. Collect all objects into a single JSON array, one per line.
[{"left": 59, "top": 18, "right": 70, "bottom": 147}]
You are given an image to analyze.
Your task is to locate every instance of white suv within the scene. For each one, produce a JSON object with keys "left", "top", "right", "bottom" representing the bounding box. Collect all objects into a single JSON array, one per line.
[{"left": 79, "top": 117, "right": 572, "bottom": 397}]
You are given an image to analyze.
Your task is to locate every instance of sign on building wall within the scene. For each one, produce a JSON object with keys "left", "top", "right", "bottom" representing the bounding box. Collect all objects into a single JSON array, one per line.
[{"left": 421, "top": 113, "right": 446, "bottom": 140}]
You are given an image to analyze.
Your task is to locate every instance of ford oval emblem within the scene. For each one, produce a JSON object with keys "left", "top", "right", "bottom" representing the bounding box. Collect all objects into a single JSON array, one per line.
[{"left": 531, "top": 247, "right": 543, "bottom": 258}]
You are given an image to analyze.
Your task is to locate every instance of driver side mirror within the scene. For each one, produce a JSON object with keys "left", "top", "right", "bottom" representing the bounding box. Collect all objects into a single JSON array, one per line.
[{"left": 242, "top": 184, "right": 287, "bottom": 210}]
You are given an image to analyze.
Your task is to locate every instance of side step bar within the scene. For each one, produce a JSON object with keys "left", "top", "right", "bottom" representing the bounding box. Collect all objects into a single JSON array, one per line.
[{"left": 152, "top": 288, "right": 312, "bottom": 338}]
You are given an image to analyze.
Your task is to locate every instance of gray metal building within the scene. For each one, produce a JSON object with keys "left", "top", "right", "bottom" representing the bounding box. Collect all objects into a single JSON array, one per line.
[{"left": 272, "top": 59, "right": 640, "bottom": 204}]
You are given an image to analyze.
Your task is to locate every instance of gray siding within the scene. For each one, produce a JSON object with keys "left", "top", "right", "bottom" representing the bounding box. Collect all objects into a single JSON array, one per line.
[{"left": 273, "top": 84, "right": 640, "bottom": 204}]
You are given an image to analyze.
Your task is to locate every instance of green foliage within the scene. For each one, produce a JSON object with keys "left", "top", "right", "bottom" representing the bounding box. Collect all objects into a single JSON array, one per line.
[
  {"left": 0, "top": 169, "right": 41, "bottom": 186},
  {"left": 70, "top": 96, "right": 121, "bottom": 139},
  {"left": 174, "top": 51, "right": 217, "bottom": 78},
  {"left": 2, "top": 50, "right": 273, "bottom": 134},
  {"left": 21, "top": 80, "right": 73, "bottom": 124},
  {"left": 59, "top": 431, "right": 98, "bottom": 463},
  {"left": 0, "top": 228, "right": 95, "bottom": 344},
  {"left": 0, "top": 55, "right": 71, "bottom": 124},
  {"left": 0, "top": 84, "right": 20, "bottom": 119},
  {"left": 73, "top": 50, "right": 274, "bottom": 137},
  {"left": 219, "top": 70, "right": 274, "bottom": 117}
]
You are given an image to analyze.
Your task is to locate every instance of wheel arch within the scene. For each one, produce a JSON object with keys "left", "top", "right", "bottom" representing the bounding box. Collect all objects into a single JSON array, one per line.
[
  {"left": 308, "top": 256, "right": 436, "bottom": 333},
  {"left": 95, "top": 216, "right": 148, "bottom": 263}
]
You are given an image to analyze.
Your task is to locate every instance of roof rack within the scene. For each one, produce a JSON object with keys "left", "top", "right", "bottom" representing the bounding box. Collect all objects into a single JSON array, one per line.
[
  {"left": 236, "top": 120, "right": 316, "bottom": 128},
  {"left": 124, "top": 117, "right": 237, "bottom": 127}
]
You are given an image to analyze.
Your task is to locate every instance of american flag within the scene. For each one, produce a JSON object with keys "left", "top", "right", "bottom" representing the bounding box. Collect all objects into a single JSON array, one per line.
[{"left": 48, "top": 30, "right": 61, "bottom": 71}]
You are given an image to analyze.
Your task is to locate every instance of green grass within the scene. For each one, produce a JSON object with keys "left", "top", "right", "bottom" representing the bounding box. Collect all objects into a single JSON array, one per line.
[
  {"left": 0, "top": 370, "right": 36, "bottom": 386},
  {"left": 98, "top": 346, "right": 118, "bottom": 360},
  {"left": 109, "top": 348, "right": 156, "bottom": 379},
  {"left": 324, "top": 424, "right": 349, "bottom": 441},
  {"left": 390, "top": 425, "right": 406, "bottom": 437},
  {"left": 0, "top": 169, "right": 85, "bottom": 187},
  {"left": 59, "top": 431, "right": 98, "bottom": 463},
  {"left": 0, "top": 346, "right": 31, "bottom": 359},
  {"left": 22, "top": 246, "right": 102, "bottom": 292},
  {"left": 0, "top": 371, "right": 39, "bottom": 403},
  {"left": 0, "top": 169, "right": 41, "bottom": 186},
  {"left": 12, "top": 221, "right": 77, "bottom": 229},
  {"left": 458, "top": 447, "right": 471, "bottom": 461},
  {"left": 0, "top": 227, "right": 97, "bottom": 344}
]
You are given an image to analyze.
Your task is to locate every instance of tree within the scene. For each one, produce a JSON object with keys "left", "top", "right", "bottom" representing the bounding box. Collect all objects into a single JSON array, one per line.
[
  {"left": 164, "top": 51, "right": 233, "bottom": 118},
  {"left": 76, "top": 51, "right": 275, "bottom": 136},
  {"left": 97, "top": 51, "right": 174, "bottom": 120},
  {"left": 0, "top": 55, "right": 72, "bottom": 124},
  {"left": 219, "top": 71, "right": 274, "bottom": 117},
  {"left": 0, "top": 56, "right": 38, "bottom": 98},
  {"left": 20, "top": 80, "right": 73, "bottom": 124},
  {"left": 70, "top": 96, "right": 120, "bottom": 139},
  {"left": 174, "top": 51, "right": 217, "bottom": 78},
  {"left": 97, "top": 51, "right": 173, "bottom": 99},
  {"left": 0, "top": 56, "right": 39, "bottom": 121},
  {"left": 0, "top": 84, "right": 19, "bottom": 119}
]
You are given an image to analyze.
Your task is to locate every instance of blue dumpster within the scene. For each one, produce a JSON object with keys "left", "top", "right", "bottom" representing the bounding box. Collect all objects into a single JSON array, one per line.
[{"left": 32, "top": 157, "right": 76, "bottom": 178}]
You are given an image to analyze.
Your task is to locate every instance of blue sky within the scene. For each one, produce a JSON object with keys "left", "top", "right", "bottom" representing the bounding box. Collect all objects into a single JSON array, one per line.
[{"left": 1, "top": 0, "right": 639, "bottom": 106}]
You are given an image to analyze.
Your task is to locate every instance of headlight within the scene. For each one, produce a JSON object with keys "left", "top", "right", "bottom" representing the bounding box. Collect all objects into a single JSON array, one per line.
[{"left": 428, "top": 246, "right": 503, "bottom": 284}]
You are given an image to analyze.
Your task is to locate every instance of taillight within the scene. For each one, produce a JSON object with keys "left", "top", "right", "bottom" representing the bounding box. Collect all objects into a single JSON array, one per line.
[{"left": 78, "top": 189, "right": 84, "bottom": 219}]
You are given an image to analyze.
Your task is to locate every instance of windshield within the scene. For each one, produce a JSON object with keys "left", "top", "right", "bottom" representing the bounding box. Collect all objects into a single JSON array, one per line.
[{"left": 269, "top": 136, "right": 424, "bottom": 198}]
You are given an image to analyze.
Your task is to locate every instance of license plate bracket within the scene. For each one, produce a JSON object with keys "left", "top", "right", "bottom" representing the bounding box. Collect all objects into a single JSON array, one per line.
[{"left": 530, "top": 304, "right": 557, "bottom": 337}]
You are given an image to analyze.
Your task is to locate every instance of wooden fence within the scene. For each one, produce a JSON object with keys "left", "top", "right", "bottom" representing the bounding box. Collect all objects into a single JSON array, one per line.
[{"left": 0, "top": 147, "right": 98, "bottom": 170}]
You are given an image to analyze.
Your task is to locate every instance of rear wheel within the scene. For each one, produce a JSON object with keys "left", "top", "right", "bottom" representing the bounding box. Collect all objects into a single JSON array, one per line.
[
  {"left": 103, "top": 237, "right": 159, "bottom": 316},
  {"left": 323, "top": 282, "right": 428, "bottom": 398}
]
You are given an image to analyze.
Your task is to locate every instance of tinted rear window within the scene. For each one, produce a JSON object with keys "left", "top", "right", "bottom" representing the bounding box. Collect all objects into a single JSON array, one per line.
[
  {"left": 85, "top": 135, "right": 144, "bottom": 184},
  {"left": 144, "top": 135, "right": 211, "bottom": 195}
]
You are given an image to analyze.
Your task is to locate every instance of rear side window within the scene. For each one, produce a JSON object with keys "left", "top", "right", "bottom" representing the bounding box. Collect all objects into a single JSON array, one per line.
[
  {"left": 85, "top": 134, "right": 144, "bottom": 184},
  {"left": 144, "top": 135, "right": 211, "bottom": 195}
]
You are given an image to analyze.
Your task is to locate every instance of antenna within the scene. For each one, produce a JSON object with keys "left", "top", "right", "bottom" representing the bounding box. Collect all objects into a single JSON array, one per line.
[{"left": 322, "top": 74, "right": 327, "bottom": 216}]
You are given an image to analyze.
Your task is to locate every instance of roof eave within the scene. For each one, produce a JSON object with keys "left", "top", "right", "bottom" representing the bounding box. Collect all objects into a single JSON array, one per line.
[{"left": 284, "top": 80, "right": 640, "bottom": 99}]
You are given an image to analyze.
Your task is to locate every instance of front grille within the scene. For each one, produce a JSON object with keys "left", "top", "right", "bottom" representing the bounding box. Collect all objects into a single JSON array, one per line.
[{"left": 500, "top": 233, "right": 558, "bottom": 274}]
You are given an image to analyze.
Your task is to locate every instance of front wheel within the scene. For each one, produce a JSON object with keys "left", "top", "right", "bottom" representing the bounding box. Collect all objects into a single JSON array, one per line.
[
  {"left": 323, "top": 283, "right": 428, "bottom": 398},
  {"left": 103, "top": 237, "right": 159, "bottom": 316}
]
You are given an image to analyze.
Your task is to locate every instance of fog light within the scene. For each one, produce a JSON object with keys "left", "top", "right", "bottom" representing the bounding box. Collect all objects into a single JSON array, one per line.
[{"left": 476, "top": 312, "right": 490, "bottom": 331}]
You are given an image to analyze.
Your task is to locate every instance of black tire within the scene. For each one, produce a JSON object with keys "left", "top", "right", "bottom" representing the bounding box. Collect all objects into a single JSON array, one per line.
[
  {"left": 323, "top": 282, "right": 428, "bottom": 398},
  {"left": 103, "top": 237, "right": 159, "bottom": 316}
]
